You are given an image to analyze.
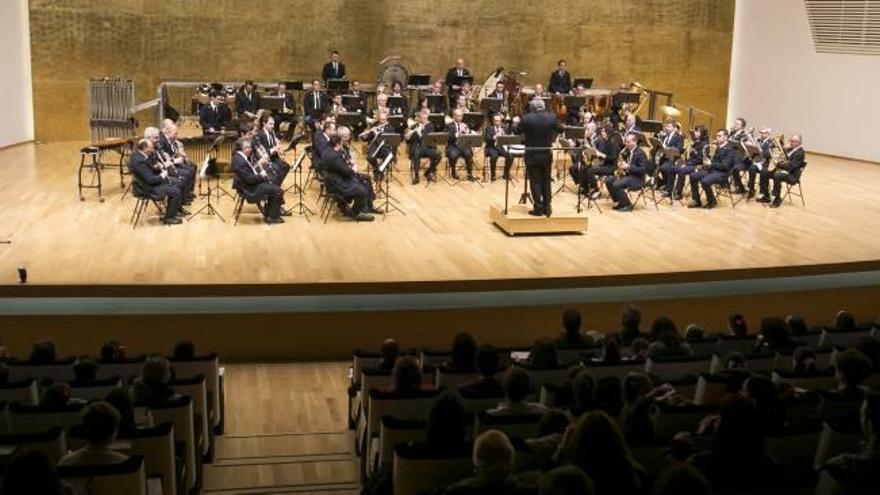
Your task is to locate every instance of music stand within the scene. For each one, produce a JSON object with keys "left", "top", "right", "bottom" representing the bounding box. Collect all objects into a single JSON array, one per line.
[
  {"left": 336, "top": 112, "right": 362, "bottom": 130},
  {"left": 612, "top": 91, "right": 640, "bottom": 108},
  {"left": 563, "top": 95, "right": 586, "bottom": 110},
  {"left": 388, "top": 115, "right": 405, "bottom": 133},
  {"left": 284, "top": 153, "right": 314, "bottom": 219},
  {"left": 426, "top": 94, "right": 445, "bottom": 112},
  {"left": 326, "top": 79, "right": 349, "bottom": 92},
  {"left": 407, "top": 74, "right": 430, "bottom": 88},
  {"left": 574, "top": 77, "right": 593, "bottom": 89},
  {"left": 428, "top": 113, "right": 446, "bottom": 128},
  {"left": 564, "top": 126, "right": 585, "bottom": 140},
  {"left": 188, "top": 157, "right": 225, "bottom": 221},
  {"left": 387, "top": 95, "right": 407, "bottom": 115},
  {"left": 496, "top": 135, "right": 524, "bottom": 213},
  {"left": 423, "top": 132, "right": 451, "bottom": 186},
  {"left": 373, "top": 134, "right": 405, "bottom": 217},
  {"left": 462, "top": 112, "right": 485, "bottom": 131},
  {"left": 260, "top": 96, "right": 283, "bottom": 114},
  {"left": 453, "top": 134, "right": 484, "bottom": 187},
  {"left": 342, "top": 95, "right": 365, "bottom": 113},
  {"left": 480, "top": 97, "right": 503, "bottom": 115},
  {"left": 285, "top": 81, "right": 304, "bottom": 91},
  {"left": 640, "top": 120, "right": 663, "bottom": 134}
]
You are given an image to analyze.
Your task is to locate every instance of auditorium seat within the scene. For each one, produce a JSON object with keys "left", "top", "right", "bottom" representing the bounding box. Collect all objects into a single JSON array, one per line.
[
  {"left": 776, "top": 346, "right": 837, "bottom": 371},
  {"left": 0, "top": 379, "right": 39, "bottom": 406},
  {"left": 392, "top": 443, "right": 472, "bottom": 495},
  {"left": 7, "top": 402, "right": 85, "bottom": 435},
  {"left": 646, "top": 355, "right": 711, "bottom": 380},
  {"left": 765, "top": 423, "right": 822, "bottom": 475},
  {"left": 686, "top": 337, "right": 721, "bottom": 357},
  {"left": 145, "top": 395, "right": 197, "bottom": 493},
  {"left": 458, "top": 388, "right": 505, "bottom": 414},
  {"left": 710, "top": 350, "right": 778, "bottom": 373},
  {"left": 523, "top": 365, "right": 572, "bottom": 392},
  {"left": 715, "top": 334, "right": 758, "bottom": 354},
  {"left": 781, "top": 393, "right": 822, "bottom": 425},
  {"left": 353, "top": 367, "right": 394, "bottom": 432},
  {"left": 434, "top": 367, "right": 482, "bottom": 388},
  {"left": 0, "top": 426, "right": 66, "bottom": 464},
  {"left": 360, "top": 388, "right": 441, "bottom": 468},
  {"left": 629, "top": 442, "right": 672, "bottom": 475},
  {"left": 170, "top": 375, "right": 210, "bottom": 461},
  {"left": 813, "top": 421, "right": 864, "bottom": 470},
  {"left": 693, "top": 373, "right": 734, "bottom": 406},
  {"left": 58, "top": 455, "right": 147, "bottom": 495},
  {"left": 771, "top": 368, "right": 837, "bottom": 390},
  {"left": 170, "top": 353, "right": 223, "bottom": 435},
  {"left": 68, "top": 377, "right": 122, "bottom": 401},
  {"left": 95, "top": 356, "right": 146, "bottom": 383},
  {"left": 556, "top": 343, "right": 600, "bottom": 365},
  {"left": 652, "top": 402, "right": 718, "bottom": 440},
  {"left": 475, "top": 411, "right": 542, "bottom": 439},
  {"left": 8, "top": 357, "right": 76, "bottom": 383},
  {"left": 582, "top": 359, "right": 645, "bottom": 381},
  {"left": 792, "top": 329, "right": 825, "bottom": 348},
  {"left": 419, "top": 349, "right": 451, "bottom": 368},
  {"left": 815, "top": 466, "right": 877, "bottom": 495},
  {"left": 374, "top": 415, "right": 425, "bottom": 475},
  {"left": 818, "top": 328, "right": 876, "bottom": 348}
]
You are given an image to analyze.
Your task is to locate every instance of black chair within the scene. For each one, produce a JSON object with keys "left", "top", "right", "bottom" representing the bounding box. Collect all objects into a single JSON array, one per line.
[
  {"left": 781, "top": 162, "right": 807, "bottom": 206},
  {"left": 130, "top": 177, "right": 166, "bottom": 229},
  {"left": 231, "top": 179, "right": 267, "bottom": 225},
  {"left": 711, "top": 166, "right": 744, "bottom": 208},
  {"left": 626, "top": 163, "right": 661, "bottom": 211},
  {"left": 321, "top": 180, "right": 353, "bottom": 224}
]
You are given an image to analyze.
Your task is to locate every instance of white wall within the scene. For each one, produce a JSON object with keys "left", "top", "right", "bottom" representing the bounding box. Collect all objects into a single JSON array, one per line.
[
  {"left": 728, "top": 0, "right": 880, "bottom": 162},
  {"left": 0, "top": 0, "right": 34, "bottom": 148}
]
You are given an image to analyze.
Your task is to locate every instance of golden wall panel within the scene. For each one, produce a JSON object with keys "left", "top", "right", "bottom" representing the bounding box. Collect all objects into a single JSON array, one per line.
[{"left": 29, "top": 0, "right": 734, "bottom": 142}]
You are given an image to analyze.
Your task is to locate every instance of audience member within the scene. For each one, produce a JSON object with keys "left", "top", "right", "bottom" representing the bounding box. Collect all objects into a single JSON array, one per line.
[
  {"left": 39, "top": 382, "right": 76, "bottom": 410},
  {"left": 538, "top": 465, "right": 595, "bottom": 495},
  {"left": 684, "top": 324, "right": 704, "bottom": 342},
  {"left": 556, "top": 309, "right": 592, "bottom": 347},
  {"left": 1, "top": 449, "right": 67, "bottom": 495},
  {"left": 105, "top": 388, "right": 140, "bottom": 438},
  {"left": 527, "top": 338, "right": 560, "bottom": 370},
  {"left": 569, "top": 369, "right": 597, "bottom": 417},
  {"left": 721, "top": 351, "right": 747, "bottom": 371},
  {"left": 488, "top": 367, "right": 548, "bottom": 416},
  {"left": 524, "top": 409, "right": 571, "bottom": 466},
  {"left": 792, "top": 346, "right": 818, "bottom": 373},
  {"left": 617, "top": 304, "right": 644, "bottom": 345},
  {"left": 59, "top": 401, "right": 129, "bottom": 466},
  {"left": 390, "top": 356, "right": 424, "bottom": 394},
  {"left": 99, "top": 339, "right": 127, "bottom": 362},
  {"left": 560, "top": 410, "right": 646, "bottom": 495},
  {"left": 172, "top": 339, "right": 196, "bottom": 360},
  {"left": 132, "top": 355, "right": 177, "bottom": 404},
  {"left": 72, "top": 357, "right": 99, "bottom": 383},
  {"left": 823, "top": 394, "right": 880, "bottom": 486},
  {"left": 459, "top": 345, "right": 503, "bottom": 397},
  {"left": 629, "top": 338, "right": 650, "bottom": 362},
  {"left": 832, "top": 349, "right": 872, "bottom": 399},
  {"left": 621, "top": 373, "right": 656, "bottom": 444},
  {"left": 652, "top": 464, "right": 710, "bottom": 495},
  {"left": 423, "top": 390, "right": 470, "bottom": 455},
  {"left": 786, "top": 315, "right": 808, "bottom": 336},
  {"left": 742, "top": 376, "right": 785, "bottom": 435},
  {"left": 597, "top": 336, "right": 622, "bottom": 364},
  {"left": 833, "top": 310, "right": 857, "bottom": 332},
  {"left": 854, "top": 337, "right": 880, "bottom": 372},
  {"left": 29, "top": 340, "right": 57, "bottom": 364},
  {"left": 445, "top": 430, "right": 529, "bottom": 495},
  {"left": 378, "top": 338, "right": 400, "bottom": 370},
  {"left": 647, "top": 316, "right": 693, "bottom": 359},
  {"left": 727, "top": 313, "right": 748, "bottom": 337},
  {"left": 759, "top": 316, "right": 799, "bottom": 353},
  {"left": 595, "top": 376, "right": 624, "bottom": 417},
  {"left": 448, "top": 332, "right": 478, "bottom": 371}
]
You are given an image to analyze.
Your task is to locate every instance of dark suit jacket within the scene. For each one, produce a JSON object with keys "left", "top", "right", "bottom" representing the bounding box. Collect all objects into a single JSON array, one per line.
[
  {"left": 444, "top": 67, "right": 470, "bottom": 93},
  {"left": 710, "top": 143, "right": 735, "bottom": 173},
  {"left": 320, "top": 148, "right": 360, "bottom": 197},
  {"left": 780, "top": 147, "right": 805, "bottom": 178},
  {"left": 517, "top": 111, "right": 561, "bottom": 167},
  {"left": 548, "top": 70, "right": 572, "bottom": 94},
  {"left": 235, "top": 90, "right": 261, "bottom": 118},
  {"left": 663, "top": 132, "right": 685, "bottom": 152},
  {"left": 624, "top": 146, "right": 649, "bottom": 178},
  {"left": 687, "top": 141, "right": 708, "bottom": 167},
  {"left": 129, "top": 151, "right": 165, "bottom": 187},
  {"left": 755, "top": 138, "right": 772, "bottom": 164},
  {"left": 483, "top": 124, "right": 509, "bottom": 148},
  {"left": 322, "top": 61, "right": 346, "bottom": 81},
  {"left": 256, "top": 129, "right": 280, "bottom": 154},
  {"left": 303, "top": 91, "right": 331, "bottom": 117},
  {"left": 231, "top": 151, "right": 269, "bottom": 197},
  {"left": 274, "top": 91, "right": 297, "bottom": 115},
  {"left": 407, "top": 122, "right": 437, "bottom": 147},
  {"left": 313, "top": 131, "right": 331, "bottom": 159},
  {"left": 156, "top": 133, "right": 176, "bottom": 160},
  {"left": 446, "top": 121, "right": 473, "bottom": 148},
  {"left": 199, "top": 103, "right": 226, "bottom": 132}
]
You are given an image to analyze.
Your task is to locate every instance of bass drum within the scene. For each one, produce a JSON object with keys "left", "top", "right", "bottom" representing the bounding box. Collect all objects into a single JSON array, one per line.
[{"left": 378, "top": 63, "right": 410, "bottom": 89}]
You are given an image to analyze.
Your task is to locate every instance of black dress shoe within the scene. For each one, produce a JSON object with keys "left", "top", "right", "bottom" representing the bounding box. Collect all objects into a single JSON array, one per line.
[
  {"left": 704, "top": 201, "right": 717, "bottom": 209},
  {"left": 163, "top": 217, "right": 183, "bottom": 225},
  {"left": 450, "top": 173, "right": 459, "bottom": 180},
  {"left": 412, "top": 177, "right": 419, "bottom": 185},
  {"left": 618, "top": 204, "right": 634, "bottom": 212},
  {"left": 747, "top": 191, "right": 755, "bottom": 199},
  {"left": 757, "top": 197, "right": 771, "bottom": 203},
  {"left": 466, "top": 175, "right": 476, "bottom": 182},
  {"left": 528, "top": 208, "right": 543, "bottom": 216},
  {"left": 770, "top": 199, "right": 782, "bottom": 208},
  {"left": 354, "top": 212, "right": 375, "bottom": 222},
  {"left": 177, "top": 208, "right": 191, "bottom": 217},
  {"left": 687, "top": 202, "right": 702, "bottom": 208},
  {"left": 367, "top": 207, "right": 385, "bottom": 215},
  {"left": 280, "top": 210, "right": 292, "bottom": 217}
]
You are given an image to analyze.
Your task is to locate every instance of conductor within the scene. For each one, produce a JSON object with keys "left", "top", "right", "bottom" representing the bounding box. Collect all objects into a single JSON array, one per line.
[{"left": 517, "top": 99, "right": 563, "bottom": 216}]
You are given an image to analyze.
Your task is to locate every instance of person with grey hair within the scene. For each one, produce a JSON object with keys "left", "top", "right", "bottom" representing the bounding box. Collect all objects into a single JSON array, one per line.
[
  {"left": 768, "top": 133, "right": 805, "bottom": 208},
  {"left": 445, "top": 429, "right": 528, "bottom": 494},
  {"left": 321, "top": 130, "right": 380, "bottom": 221},
  {"left": 157, "top": 121, "right": 196, "bottom": 204},
  {"left": 128, "top": 137, "right": 184, "bottom": 224},
  {"left": 230, "top": 137, "right": 284, "bottom": 223},
  {"left": 517, "top": 97, "right": 563, "bottom": 216}
]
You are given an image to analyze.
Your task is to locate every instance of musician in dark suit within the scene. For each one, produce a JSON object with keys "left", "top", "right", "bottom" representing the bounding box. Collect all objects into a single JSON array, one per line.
[
  {"left": 576, "top": 123, "right": 615, "bottom": 199},
  {"left": 231, "top": 138, "right": 284, "bottom": 224},
  {"left": 321, "top": 51, "right": 346, "bottom": 81},
  {"left": 129, "top": 139, "right": 183, "bottom": 225},
  {"left": 255, "top": 117, "right": 291, "bottom": 186},
  {"left": 670, "top": 126, "right": 709, "bottom": 200},
  {"left": 199, "top": 92, "right": 228, "bottom": 134},
  {"left": 689, "top": 129, "right": 735, "bottom": 209},
  {"left": 485, "top": 82, "right": 508, "bottom": 119},
  {"left": 548, "top": 59, "right": 572, "bottom": 94},
  {"left": 235, "top": 80, "right": 261, "bottom": 120},
  {"left": 748, "top": 128, "right": 774, "bottom": 200},
  {"left": 359, "top": 110, "right": 395, "bottom": 182},
  {"left": 655, "top": 121, "right": 685, "bottom": 192},
  {"left": 568, "top": 122, "right": 598, "bottom": 190},
  {"left": 343, "top": 80, "right": 367, "bottom": 114},
  {"left": 604, "top": 133, "right": 648, "bottom": 212},
  {"left": 516, "top": 99, "right": 563, "bottom": 216},
  {"left": 728, "top": 117, "right": 750, "bottom": 193},
  {"left": 311, "top": 119, "right": 336, "bottom": 172},
  {"left": 444, "top": 59, "right": 471, "bottom": 107},
  {"left": 321, "top": 131, "right": 379, "bottom": 222},
  {"left": 423, "top": 80, "right": 448, "bottom": 114},
  {"left": 446, "top": 109, "right": 477, "bottom": 181},
  {"left": 406, "top": 109, "right": 441, "bottom": 184},
  {"left": 304, "top": 80, "right": 331, "bottom": 132},
  {"left": 483, "top": 114, "right": 513, "bottom": 181},
  {"left": 157, "top": 122, "right": 196, "bottom": 204},
  {"left": 622, "top": 113, "right": 642, "bottom": 138},
  {"left": 271, "top": 82, "right": 298, "bottom": 140},
  {"left": 387, "top": 81, "right": 409, "bottom": 117},
  {"left": 768, "top": 134, "right": 805, "bottom": 208}
]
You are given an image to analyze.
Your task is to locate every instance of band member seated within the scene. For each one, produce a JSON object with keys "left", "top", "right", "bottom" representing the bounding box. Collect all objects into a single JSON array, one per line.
[
  {"left": 359, "top": 109, "right": 395, "bottom": 182},
  {"left": 604, "top": 133, "right": 648, "bottom": 212},
  {"left": 388, "top": 81, "right": 409, "bottom": 116},
  {"left": 446, "top": 109, "right": 477, "bottom": 181},
  {"left": 486, "top": 82, "right": 507, "bottom": 119},
  {"left": 129, "top": 138, "right": 184, "bottom": 225},
  {"left": 484, "top": 114, "right": 513, "bottom": 181},
  {"left": 569, "top": 122, "right": 600, "bottom": 193},
  {"left": 405, "top": 109, "right": 441, "bottom": 184},
  {"left": 766, "top": 134, "right": 805, "bottom": 208},
  {"left": 566, "top": 84, "right": 587, "bottom": 124},
  {"left": 459, "top": 81, "right": 474, "bottom": 102},
  {"left": 255, "top": 116, "right": 291, "bottom": 186},
  {"left": 156, "top": 123, "right": 196, "bottom": 204},
  {"left": 344, "top": 81, "right": 367, "bottom": 114},
  {"left": 321, "top": 129, "right": 382, "bottom": 222},
  {"left": 304, "top": 80, "right": 331, "bottom": 132},
  {"left": 272, "top": 82, "right": 298, "bottom": 140},
  {"left": 312, "top": 118, "right": 337, "bottom": 171},
  {"left": 445, "top": 58, "right": 471, "bottom": 107},
  {"left": 322, "top": 50, "right": 346, "bottom": 81},
  {"left": 198, "top": 91, "right": 229, "bottom": 134},
  {"left": 549, "top": 59, "right": 573, "bottom": 94},
  {"left": 374, "top": 93, "right": 390, "bottom": 119},
  {"left": 622, "top": 112, "right": 642, "bottom": 137},
  {"left": 231, "top": 138, "right": 284, "bottom": 224},
  {"left": 453, "top": 94, "right": 473, "bottom": 113},
  {"left": 655, "top": 120, "right": 685, "bottom": 191},
  {"left": 516, "top": 98, "right": 563, "bottom": 217},
  {"left": 688, "top": 129, "right": 734, "bottom": 209},
  {"left": 747, "top": 127, "right": 774, "bottom": 200},
  {"left": 728, "top": 117, "right": 750, "bottom": 193},
  {"left": 532, "top": 83, "right": 547, "bottom": 100},
  {"left": 235, "top": 80, "right": 261, "bottom": 120},
  {"left": 424, "top": 80, "right": 447, "bottom": 114},
  {"left": 670, "top": 125, "right": 708, "bottom": 200},
  {"left": 144, "top": 127, "right": 189, "bottom": 211}
]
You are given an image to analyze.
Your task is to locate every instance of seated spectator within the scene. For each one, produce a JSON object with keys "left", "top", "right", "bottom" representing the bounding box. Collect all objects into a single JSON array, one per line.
[
  {"left": 100, "top": 339, "right": 127, "bottom": 362},
  {"left": 833, "top": 310, "right": 857, "bottom": 332},
  {"left": 596, "top": 336, "right": 622, "bottom": 364},
  {"left": 39, "top": 382, "right": 79, "bottom": 410},
  {"left": 617, "top": 304, "right": 644, "bottom": 345},
  {"left": 569, "top": 369, "right": 597, "bottom": 417},
  {"left": 727, "top": 313, "right": 748, "bottom": 337},
  {"left": 652, "top": 464, "right": 710, "bottom": 495},
  {"left": 459, "top": 345, "right": 503, "bottom": 397},
  {"left": 1, "top": 449, "right": 67, "bottom": 495},
  {"left": 684, "top": 324, "right": 705, "bottom": 342},
  {"left": 421, "top": 390, "right": 471, "bottom": 456},
  {"left": 72, "top": 357, "right": 99, "bottom": 383},
  {"left": 832, "top": 349, "right": 873, "bottom": 400},
  {"left": 524, "top": 409, "right": 571, "bottom": 462},
  {"left": 59, "top": 401, "right": 129, "bottom": 467},
  {"left": 759, "top": 316, "right": 800, "bottom": 353},
  {"left": 556, "top": 308, "right": 592, "bottom": 348},
  {"left": 823, "top": 394, "right": 880, "bottom": 486},
  {"left": 647, "top": 316, "right": 693, "bottom": 359},
  {"left": 629, "top": 338, "right": 650, "bottom": 362},
  {"left": 621, "top": 373, "right": 656, "bottom": 444},
  {"left": 688, "top": 396, "right": 781, "bottom": 491},
  {"left": 105, "top": 388, "right": 140, "bottom": 438},
  {"left": 742, "top": 376, "right": 784, "bottom": 435},
  {"left": 721, "top": 351, "right": 748, "bottom": 371},
  {"left": 786, "top": 314, "right": 808, "bottom": 336},
  {"left": 132, "top": 355, "right": 177, "bottom": 404},
  {"left": 445, "top": 429, "right": 529, "bottom": 495},
  {"left": 488, "top": 367, "right": 547, "bottom": 416},
  {"left": 792, "top": 346, "right": 818, "bottom": 373},
  {"left": 0, "top": 361, "right": 9, "bottom": 386},
  {"left": 855, "top": 337, "right": 880, "bottom": 373},
  {"left": 538, "top": 465, "right": 595, "bottom": 495},
  {"left": 559, "top": 410, "right": 646, "bottom": 495},
  {"left": 446, "top": 332, "right": 477, "bottom": 372},
  {"left": 596, "top": 376, "right": 624, "bottom": 417},
  {"left": 172, "top": 339, "right": 196, "bottom": 360},
  {"left": 389, "top": 356, "right": 425, "bottom": 394},
  {"left": 527, "top": 338, "right": 560, "bottom": 370},
  {"left": 29, "top": 340, "right": 57, "bottom": 364},
  {"left": 378, "top": 338, "right": 400, "bottom": 371}
]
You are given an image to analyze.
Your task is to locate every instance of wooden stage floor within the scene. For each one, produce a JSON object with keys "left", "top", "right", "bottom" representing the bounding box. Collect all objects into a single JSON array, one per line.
[{"left": 1, "top": 141, "right": 879, "bottom": 292}]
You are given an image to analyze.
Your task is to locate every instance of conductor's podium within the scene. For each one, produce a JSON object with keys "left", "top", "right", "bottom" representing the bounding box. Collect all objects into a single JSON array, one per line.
[{"left": 489, "top": 204, "right": 588, "bottom": 236}]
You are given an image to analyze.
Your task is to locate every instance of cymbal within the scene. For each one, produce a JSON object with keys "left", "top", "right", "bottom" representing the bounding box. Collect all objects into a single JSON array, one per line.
[{"left": 661, "top": 105, "right": 682, "bottom": 118}]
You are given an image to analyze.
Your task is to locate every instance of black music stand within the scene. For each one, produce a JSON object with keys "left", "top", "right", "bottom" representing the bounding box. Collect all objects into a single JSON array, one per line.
[
  {"left": 423, "top": 132, "right": 450, "bottom": 186},
  {"left": 462, "top": 112, "right": 485, "bottom": 131},
  {"left": 428, "top": 113, "right": 446, "bottom": 128},
  {"left": 453, "top": 134, "right": 484, "bottom": 187},
  {"left": 426, "top": 95, "right": 445, "bottom": 112},
  {"left": 552, "top": 137, "right": 578, "bottom": 197},
  {"left": 285, "top": 81, "right": 304, "bottom": 91},
  {"left": 563, "top": 95, "right": 586, "bottom": 111},
  {"left": 641, "top": 120, "right": 663, "bottom": 134},
  {"left": 326, "top": 79, "right": 349, "bottom": 93},
  {"left": 387, "top": 115, "right": 405, "bottom": 133},
  {"left": 480, "top": 97, "right": 503, "bottom": 115},
  {"left": 387, "top": 96, "right": 407, "bottom": 115},
  {"left": 207, "top": 136, "right": 235, "bottom": 200},
  {"left": 374, "top": 134, "right": 405, "bottom": 217},
  {"left": 189, "top": 157, "right": 225, "bottom": 221},
  {"left": 336, "top": 112, "right": 362, "bottom": 130},
  {"left": 342, "top": 95, "right": 365, "bottom": 113},
  {"left": 564, "top": 126, "right": 586, "bottom": 140},
  {"left": 284, "top": 153, "right": 314, "bottom": 219},
  {"left": 407, "top": 74, "right": 430, "bottom": 88},
  {"left": 497, "top": 135, "right": 524, "bottom": 214},
  {"left": 260, "top": 96, "right": 283, "bottom": 114},
  {"left": 573, "top": 77, "right": 593, "bottom": 89}
]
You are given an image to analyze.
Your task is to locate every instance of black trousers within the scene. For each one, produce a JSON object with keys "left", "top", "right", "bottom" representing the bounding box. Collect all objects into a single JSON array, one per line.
[
  {"left": 173, "top": 163, "right": 196, "bottom": 201},
  {"left": 447, "top": 145, "right": 474, "bottom": 176},
  {"left": 527, "top": 163, "right": 552, "bottom": 214},
  {"left": 569, "top": 164, "right": 587, "bottom": 188},
  {"left": 153, "top": 182, "right": 183, "bottom": 220},
  {"left": 252, "top": 183, "right": 283, "bottom": 219},
  {"left": 671, "top": 165, "right": 697, "bottom": 195},
  {"left": 771, "top": 171, "right": 798, "bottom": 199},
  {"left": 410, "top": 145, "right": 441, "bottom": 178},
  {"left": 605, "top": 175, "right": 643, "bottom": 207},
  {"left": 344, "top": 177, "right": 374, "bottom": 214},
  {"left": 748, "top": 162, "right": 771, "bottom": 196},
  {"left": 485, "top": 146, "right": 512, "bottom": 178},
  {"left": 269, "top": 158, "right": 291, "bottom": 186},
  {"left": 690, "top": 170, "right": 727, "bottom": 204},
  {"left": 657, "top": 158, "right": 675, "bottom": 188},
  {"left": 731, "top": 160, "right": 750, "bottom": 191}
]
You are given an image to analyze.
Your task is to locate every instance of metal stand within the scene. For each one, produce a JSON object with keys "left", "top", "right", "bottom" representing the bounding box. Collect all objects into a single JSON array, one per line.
[
  {"left": 285, "top": 154, "right": 315, "bottom": 219},
  {"left": 188, "top": 175, "right": 226, "bottom": 221},
  {"left": 375, "top": 155, "right": 405, "bottom": 217}
]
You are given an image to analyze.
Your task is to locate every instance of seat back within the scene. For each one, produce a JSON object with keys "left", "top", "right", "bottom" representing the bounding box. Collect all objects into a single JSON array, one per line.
[
  {"left": 130, "top": 422, "right": 177, "bottom": 495},
  {"left": 68, "top": 378, "right": 123, "bottom": 401},
  {"left": 377, "top": 416, "right": 425, "bottom": 474},
  {"left": 716, "top": 335, "right": 758, "bottom": 354},
  {"left": 557, "top": 345, "right": 600, "bottom": 365},
  {"left": 630, "top": 444, "right": 670, "bottom": 475},
  {"left": 652, "top": 403, "right": 718, "bottom": 440},
  {"left": 646, "top": 356, "right": 711, "bottom": 380},
  {"left": 367, "top": 390, "right": 440, "bottom": 440},
  {"left": 170, "top": 354, "right": 221, "bottom": 430},
  {"left": 419, "top": 349, "right": 451, "bottom": 368},
  {"left": 819, "top": 329, "right": 873, "bottom": 348},
  {"left": 475, "top": 412, "right": 542, "bottom": 440},
  {"left": 147, "top": 396, "right": 196, "bottom": 491},
  {"left": 58, "top": 455, "right": 146, "bottom": 495},
  {"left": 765, "top": 425, "right": 821, "bottom": 472},
  {"left": 95, "top": 357, "right": 146, "bottom": 383},
  {"left": 435, "top": 368, "right": 483, "bottom": 389},
  {"left": 359, "top": 368, "right": 394, "bottom": 418},
  {"left": 7, "top": 403, "right": 85, "bottom": 435},
  {"left": 0, "top": 380, "right": 39, "bottom": 406},
  {"left": 352, "top": 351, "right": 382, "bottom": 387},
  {"left": 815, "top": 467, "right": 878, "bottom": 495},
  {"left": 392, "top": 446, "right": 472, "bottom": 495},
  {"left": 170, "top": 374, "right": 209, "bottom": 457},
  {"left": 583, "top": 360, "right": 645, "bottom": 382},
  {"left": 8, "top": 358, "right": 76, "bottom": 383},
  {"left": 0, "top": 426, "right": 66, "bottom": 464},
  {"left": 813, "top": 422, "right": 863, "bottom": 470},
  {"left": 771, "top": 370, "right": 837, "bottom": 391},
  {"left": 693, "top": 374, "right": 733, "bottom": 406},
  {"left": 524, "top": 367, "right": 571, "bottom": 392}
]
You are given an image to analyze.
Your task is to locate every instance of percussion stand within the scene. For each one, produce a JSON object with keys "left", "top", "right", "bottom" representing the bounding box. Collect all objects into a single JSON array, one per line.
[{"left": 282, "top": 148, "right": 302, "bottom": 196}]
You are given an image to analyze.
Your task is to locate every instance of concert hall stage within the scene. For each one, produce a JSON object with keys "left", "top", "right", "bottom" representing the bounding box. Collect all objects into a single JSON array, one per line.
[{"left": 0, "top": 141, "right": 878, "bottom": 360}]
